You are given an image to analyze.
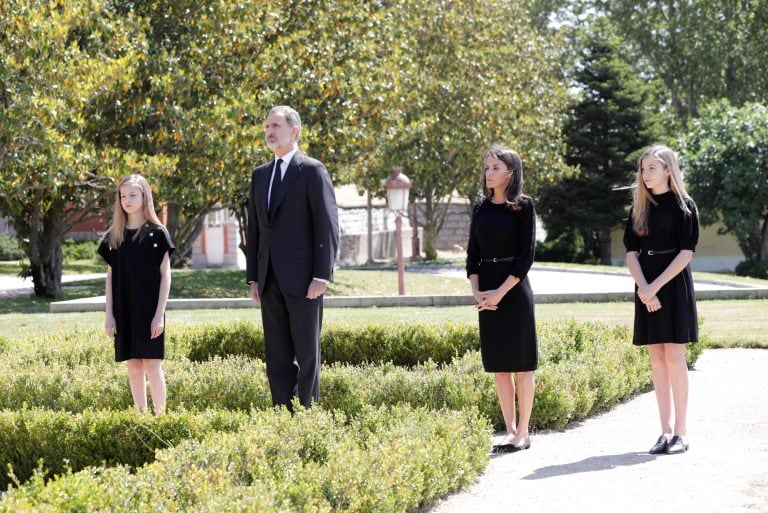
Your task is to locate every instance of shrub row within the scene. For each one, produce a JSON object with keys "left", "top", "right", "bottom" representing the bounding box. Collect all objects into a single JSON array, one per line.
[
  {"left": 0, "top": 355, "right": 272, "bottom": 413},
  {"left": 8, "top": 317, "right": 703, "bottom": 371},
  {"left": 5, "top": 321, "right": 479, "bottom": 367},
  {"left": 61, "top": 238, "right": 99, "bottom": 262},
  {"left": 0, "top": 409, "right": 249, "bottom": 491},
  {"left": 0, "top": 321, "right": 701, "bottom": 432},
  {"left": 0, "top": 235, "right": 24, "bottom": 261},
  {"left": 735, "top": 259, "right": 768, "bottom": 279},
  {"left": 1, "top": 406, "right": 490, "bottom": 513}
]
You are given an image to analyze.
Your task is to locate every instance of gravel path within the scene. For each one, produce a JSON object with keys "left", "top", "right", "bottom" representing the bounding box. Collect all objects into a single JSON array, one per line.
[{"left": 426, "top": 348, "right": 768, "bottom": 513}]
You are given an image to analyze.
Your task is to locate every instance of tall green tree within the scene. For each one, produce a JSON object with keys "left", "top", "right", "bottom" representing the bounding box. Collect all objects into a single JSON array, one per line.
[
  {"left": 224, "top": 0, "right": 395, "bottom": 255},
  {"left": 682, "top": 101, "right": 768, "bottom": 262},
  {"left": 368, "top": 0, "right": 570, "bottom": 259},
  {"left": 89, "top": 0, "right": 268, "bottom": 266},
  {"left": 0, "top": 0, "right": 173, "bottom": 297},
  {"left": 595, "top": 0, "right": 768, "bottom": 130},
  {"left": 95, "top": 0, "right": 391, "bottom": 264},
  {"left": 538, "top": 19, "right": 656, "bottom": 264}
]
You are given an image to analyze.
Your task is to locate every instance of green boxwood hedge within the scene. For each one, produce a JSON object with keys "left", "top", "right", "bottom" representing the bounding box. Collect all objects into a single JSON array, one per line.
[
  {"left": 0, "top": 321, "right": 703, "bottom": 429},
  {"left": 0, "top": 318, "right": 706, "bottom": 505},
  {"left": 0, "top": 409, "right": 249, "bottom": 490},
  {"left": 8, "top": 318, "right": 703, "bottom": 370},
  {"left": 1, "top": 406, "right": 490, "bottom": 513},
  {"left": 173, "top": 320, "right": 481, "bottom": 367},
  {"left": 7, "top": 321, "right": 479, "bottom": 367}
]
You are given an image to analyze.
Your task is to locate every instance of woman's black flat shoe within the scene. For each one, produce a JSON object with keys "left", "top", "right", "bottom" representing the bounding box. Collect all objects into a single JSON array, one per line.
[
  {"left": 492, "top": 437, "right": 531, "bottom": 454},
  {"left": 665, "top": 435, "right": 689, "bottom": 454},
  {"left": 491, "top": 443, "right": 515, "bottom": 454},
  {"left": 511, "top": 437, "right": 531, "bottom": 451},
  {"left": 649, "top": 435, "right": 669, "bottom": 454}
]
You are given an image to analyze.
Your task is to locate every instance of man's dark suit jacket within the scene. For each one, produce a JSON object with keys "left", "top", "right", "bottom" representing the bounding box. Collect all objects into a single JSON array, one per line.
[{"left": 246, "top": 151, "right": 339, "bottom": 296}]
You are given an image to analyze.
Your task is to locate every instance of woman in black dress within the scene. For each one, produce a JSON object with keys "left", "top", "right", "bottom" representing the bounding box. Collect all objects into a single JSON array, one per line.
[
  {"left": 467, "top": 144, "right": 537, "bottom": 453},
  {"left": 98, "top": 174, "right": 174, "bottom": 415},
  {"left": 623, "top": 145, "right": 699, "bottom": 455}
]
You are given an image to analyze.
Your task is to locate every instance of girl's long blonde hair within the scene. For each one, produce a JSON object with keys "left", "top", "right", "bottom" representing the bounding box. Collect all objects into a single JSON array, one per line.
[
  {"left": 631, "top": 144, "right": 693, "bottom": 236},
  {"left": 104, "top": 174, "right": 165, "bottom": 249}
]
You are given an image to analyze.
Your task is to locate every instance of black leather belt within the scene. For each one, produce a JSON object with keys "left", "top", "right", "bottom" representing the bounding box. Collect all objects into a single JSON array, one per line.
[
  {"left": 641, "top": 248, "right": 677, "bottom": 256},
  {"left": 479, "top": 256, "right": 517, "bottom": 263}
]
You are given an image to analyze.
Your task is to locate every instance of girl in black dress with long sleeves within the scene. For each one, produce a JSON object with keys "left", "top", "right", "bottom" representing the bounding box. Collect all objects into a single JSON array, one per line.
[
  {"left": 623, "top": 145, "right": 699, "bottom": 455},
  {"left": 98, "top": 174, "right": 174, "bottom": 415},
  {"left": 467, "top": 144, "right": 537, "bottom": 453}
]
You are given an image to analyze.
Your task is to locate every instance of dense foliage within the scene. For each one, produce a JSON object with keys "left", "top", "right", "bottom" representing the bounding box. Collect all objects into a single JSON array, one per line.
[
  {"left": 1, "top": 0, "right": 570, "bottom": 294},
  {"left": 681, "top": 101, "right": 768, "bottom": 267},
  {"left": 0, "top": 318, "right": 704, "bottom": 509},
  {"left": 537, "top": 19, "right": 655, "bottom": 264}
]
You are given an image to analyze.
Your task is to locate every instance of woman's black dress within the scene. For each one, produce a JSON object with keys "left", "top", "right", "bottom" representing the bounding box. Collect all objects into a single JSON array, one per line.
[
  {"left": 623, "top": 191, "right": 699, "bottom": 345},
  {"left": 466, "top": 197, "right": 537, "bottom": 372},
  {"left": 98, "top": 223, "right": 175, "bottom": 362}
]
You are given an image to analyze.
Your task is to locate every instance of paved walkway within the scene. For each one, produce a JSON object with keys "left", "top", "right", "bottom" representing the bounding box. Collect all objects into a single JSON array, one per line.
[
  {"left": 424, "top": 266, "right": 748, "bottom": 293},
  {"left": 1, "top": 265, "right": 752, "bottom": 298},
  {"left": 0, "top": 273, "right": 105, "bottom": 297},
  {"left": 426, "top": 348, "right": 768, "bottom": 513}
]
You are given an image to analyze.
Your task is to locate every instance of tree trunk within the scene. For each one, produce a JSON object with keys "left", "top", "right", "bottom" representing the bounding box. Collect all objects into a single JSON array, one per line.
[
  {"left": 416, "top": 188, "right": 456, "bottom": 261},
  {"left": 232, "top": 199, "right": 248, "bottom": 257},
  {"left": 736, "top": 237, "right": 757, "bottom": 263},
  {"left": 164, "top": 202, "right": 210, "bottom": 267},
  {"left": 597, "top": 229, "right": 612, "bottom": 266},
  {"left": 760, "top": 215, "right": 768, "bottom": 262},
  {"left": 30, "top": 245, "right": 64, "bottom": 297},
  {"left": 421, "top": 194, "right": 438, "bottom": 260},
  {"left": 23, "top": 203, "right": 68, "bottom": 298}
]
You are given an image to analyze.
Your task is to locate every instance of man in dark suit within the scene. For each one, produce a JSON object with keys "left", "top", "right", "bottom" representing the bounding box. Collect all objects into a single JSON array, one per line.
[{"left": 246, "top": 105, "right": 339, "bottom": 409}]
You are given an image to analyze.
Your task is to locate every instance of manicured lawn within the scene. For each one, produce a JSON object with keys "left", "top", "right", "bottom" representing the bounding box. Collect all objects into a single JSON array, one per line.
[
  {"left": 2, "top": 266, "right": 765, "bottom": 346},
  {"left": 535, "top": 261, "right": 768, "bottom": 287},
  {"left": 0, "top": 259, "right": 106, "bottom": 276},
  {"left": 0, "top": 269, "right": 470, "bottom": 315},
  {"left": 2, "top": 299, "right": 766, "bottom": 348}
]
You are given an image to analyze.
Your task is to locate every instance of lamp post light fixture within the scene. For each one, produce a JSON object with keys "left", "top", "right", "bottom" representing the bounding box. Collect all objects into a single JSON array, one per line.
[{"left": 384, "top": 167, "right": 411, "bottom": 295}]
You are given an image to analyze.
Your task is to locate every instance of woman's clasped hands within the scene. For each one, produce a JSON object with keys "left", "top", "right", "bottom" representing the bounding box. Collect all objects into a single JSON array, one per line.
[
  {"left": 474, "top": 288, "right": 504, "bottom": 311},
  {"left": 637, "top": 283, "right": 662, "bottom": 313}
]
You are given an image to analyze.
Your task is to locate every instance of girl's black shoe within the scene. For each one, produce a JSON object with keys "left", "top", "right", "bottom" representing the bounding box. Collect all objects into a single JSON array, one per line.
[
  {"left": 649, "top": 435, "right": 669, "bottom": 454},
  {"left": 665, "top": 435, "right": 689, "bottom": 454}
]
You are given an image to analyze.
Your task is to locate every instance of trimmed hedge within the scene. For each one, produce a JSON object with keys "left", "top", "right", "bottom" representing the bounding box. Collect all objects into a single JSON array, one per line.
[
  {"left": 735, "top": 259, "right": 768, "bottom": 279},
  {"left": 1, "top": 406, "right": 491, "bottom": 513},
  {"left": 0, "top": 318, "right": 707, "bottom": 503},
  {"left": 0, "top": 235, "right": 23, "bottom": 261},
  {"left": 0, "top": 409, "right": 249, "bottom": 490},
  {"left": 1, "top": 324, "right": 701, "bottom": 432},
  {"left": 7, "top": 321, "right": 479, "bottom": 367},
  {"left": 0, "top": 355, "right": 272, "bottom": 412},
  {"left": 61, "top": 238, "right": 98, "bottom": 262},
  {"left": 9, "top": 319, "right": 703, "bottom": 372},
  {"left": 174, "top": 320, "right": 480, "bottom": 366}
]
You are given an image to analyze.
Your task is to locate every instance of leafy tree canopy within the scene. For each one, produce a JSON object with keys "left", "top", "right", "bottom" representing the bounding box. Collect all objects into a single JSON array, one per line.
[{"left": 681, "top": 101, "right": 768, "bottom": 262}]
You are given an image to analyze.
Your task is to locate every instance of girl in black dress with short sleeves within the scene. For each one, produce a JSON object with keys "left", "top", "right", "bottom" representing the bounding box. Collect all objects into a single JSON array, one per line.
[
  {"left": 98, "top": 174, "right": 174, "bottom": 415},
  {"left": 623, "top": 145, "right": 699, "bottom": 455},
  {"left": 467, "top": 144, "right": 537, "bottom": 454}
]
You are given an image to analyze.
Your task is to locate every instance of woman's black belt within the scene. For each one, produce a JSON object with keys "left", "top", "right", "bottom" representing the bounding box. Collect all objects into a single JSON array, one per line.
[
  {"left": 479, "top": 256, "right": 518, "bottom": 263},
  {"left": 640, "top": 248, "right": 677, "bottom": 256}
]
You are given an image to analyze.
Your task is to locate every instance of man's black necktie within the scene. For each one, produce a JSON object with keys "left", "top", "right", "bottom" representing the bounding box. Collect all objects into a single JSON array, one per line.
[{"left": 269, "top": 158, "right": 283, "bottom": 216}]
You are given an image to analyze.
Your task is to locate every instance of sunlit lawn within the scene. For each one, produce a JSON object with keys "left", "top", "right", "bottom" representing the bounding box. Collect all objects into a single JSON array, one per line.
[
  {"left": 2, "top": 265, "right": 766, "bottom": 346},
  {"left": 0, "top": 269, "right": 470, "bottom": 315},
  {"left": 2, "top": 298, "right": 766, "bottom": 348}
]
